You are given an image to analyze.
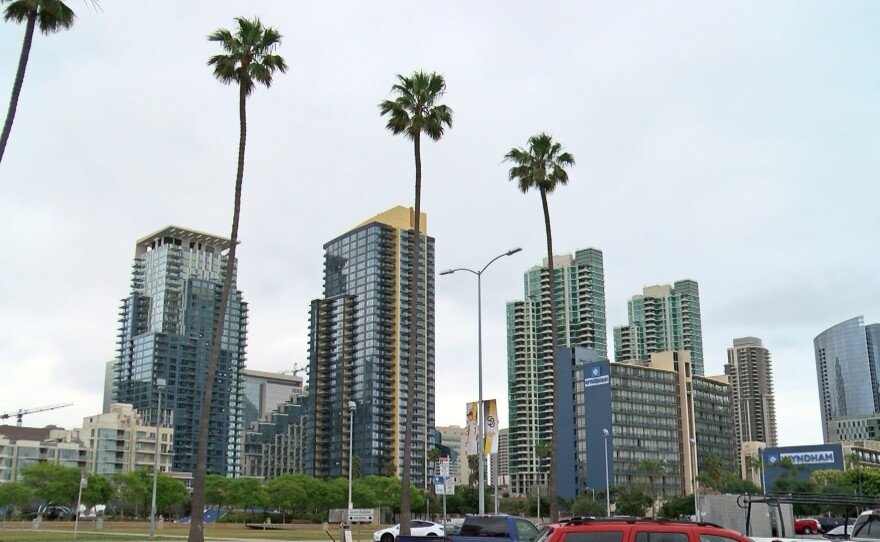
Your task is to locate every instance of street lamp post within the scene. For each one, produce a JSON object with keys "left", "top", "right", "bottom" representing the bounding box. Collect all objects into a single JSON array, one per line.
[
  {"left": 690, "top": 437, "right": 699, "bottom": 520},
  {"left": 602, "top": 429, "right": 610, "bottom": 517},
  {"left": 759, "top": 448, "right": 766, "bottom": 495},
  {"left": 348, "top": 401, "right": 357, "bottom": 512},
  {"left": 440, "top": 247, "right": 522, "bottom": 515},
  {"left": 149, "top": 378, "right": 166, "bottom": 539}
]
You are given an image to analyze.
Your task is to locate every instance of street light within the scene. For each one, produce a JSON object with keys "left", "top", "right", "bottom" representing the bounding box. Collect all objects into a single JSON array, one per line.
[
  {"left": 348, "top": 400, "right": 357, "bottom": 512},
  {"left": 602, "top": 429, "right": 610, "bottom": 517},
  {"left": 690, "top": 437, "right": 699, "bottom": 520},
  {"left": 759, "top": 447, "right": 766, "bottom": 495},
  {"left": 440, "top": 247, "right": 522, "bottom": 515},
  {"left": 149, "top": 378, "right": 166, "bottom": 539}
]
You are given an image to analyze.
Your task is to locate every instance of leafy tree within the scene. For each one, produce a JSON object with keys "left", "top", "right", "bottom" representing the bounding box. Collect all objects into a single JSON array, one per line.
[
  {"left": 379, "top": 70, "right": 452, "bottom": 535},
  {"left": 571, "top": 493, "right": 605, "bottom": 518},
  {"left": 467, "top": 455, "right": 479, "bottom": 486},
  {"left": 504, "top": 133, "right": 574, "bottom": 522},
  {"left": 614, "top": 486, "right": 652, "bottom": 517},
  {"left": 155, "top": 474, "right": 189, "bottom": 517},
  {"left": 112, "top": 471, "right": 148, "bottom": 518},
  {"left": 20, "top": 463, "right": 79, "bottom": 506},
  {"left": 189, "top": 16, "right": 286, "bottom": 542},
  {"left": 659, "top": 494, "right": 695, "bottom": 519},
  {"left": 696, "top": 454, "right": 725, "bottom": 491},
  {"left": 0, "top": 0, "right": 75, "bottom": 163},
  {"left": 82, "top": 474, "right": 114, "bottom": 511},
  {"left": 205, "top": 475, "right": 233, "bottom": 510},
  {"left": 0, "top": 482, "right": 31, "bottom": 518},
  {"left": 229, "top": 478, "right": 267, "bottom": 522},
  {"left": 266, "top": 474, "right": 307, "bottom": 523},
  {"left": 638, "top": 459, "right": 666, "bottom": 517}
]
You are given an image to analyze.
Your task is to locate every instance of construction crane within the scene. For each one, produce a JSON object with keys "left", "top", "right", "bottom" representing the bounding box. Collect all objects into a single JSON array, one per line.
[{"left": 0, "top": 403, "right": 73, "bottom": 427}]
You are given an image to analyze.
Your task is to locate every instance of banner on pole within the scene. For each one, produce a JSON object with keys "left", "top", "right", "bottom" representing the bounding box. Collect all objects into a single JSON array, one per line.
[
  {"left": 483, "top": 399, "right": 499, "bottom": 455},
  {"left": 465, "top": 402, "right": 478, "bottom": 455},
  {"left": 439, "top": 456, "right": 450, "bottom": 478}
]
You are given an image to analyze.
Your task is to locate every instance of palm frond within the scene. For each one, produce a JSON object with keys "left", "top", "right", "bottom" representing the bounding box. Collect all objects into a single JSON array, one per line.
[
  {"left": 3, "top": 1, "right": 34, "bottom": 23},
  {"left": 208, "top": 16, "right": 286, "bottom": 93},
  {"left": 504, "top": 133, "right": 575, "bottom": 195},
  {"left": 36, "top": 0, "right": 74, "bottom": 33},
  {"left": 380, "top": 70, "right": 453, "bottom": 143}
]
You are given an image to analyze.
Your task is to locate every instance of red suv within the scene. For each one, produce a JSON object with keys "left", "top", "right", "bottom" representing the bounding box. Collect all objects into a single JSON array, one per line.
[{"left": 536, "top": 518, "right": 752, "bottom": 542}]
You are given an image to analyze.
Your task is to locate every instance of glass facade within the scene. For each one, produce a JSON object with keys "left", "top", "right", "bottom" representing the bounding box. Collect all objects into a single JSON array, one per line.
[
  {"left": 815, "top": 316, "right": 880, "bottom": 442},
  {"left": 506, "top": 249, "right": 606, "bottom": 497},
  {"left": 305, "top": 208, "right": 436, "bottom": 487},
  {"left": 613, "top": 280, "right": 705, "bottom": 376},
  {"left": 115, "top": 227, "right": 247, "bottom": 476}
]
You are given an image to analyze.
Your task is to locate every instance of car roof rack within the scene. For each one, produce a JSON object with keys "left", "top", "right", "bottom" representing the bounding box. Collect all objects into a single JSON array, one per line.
[{"left": 558, "top": 517, "right": 722, "bottom": 529}]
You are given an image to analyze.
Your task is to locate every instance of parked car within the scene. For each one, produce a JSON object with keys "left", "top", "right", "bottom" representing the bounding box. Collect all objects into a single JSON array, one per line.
[
  {"left": 434, "top": 515, "right": 540, "bottom": 542},
  {"left": 534, "top": 516, "right": 752, "bottom": 542},
  {"left": 374, "top": 520, "right": 445, "bottom": 542},
  {"left": 796, "top": 518, "right": 822, "bottom": 535},
  {"left": 825, "top": 525, "right": 852, "bottom": 540},
  {"left": 850, "top": 509, "right": 880, "bottom": 542}
]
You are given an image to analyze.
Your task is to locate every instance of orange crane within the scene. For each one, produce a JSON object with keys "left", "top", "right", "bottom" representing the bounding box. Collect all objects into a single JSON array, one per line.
[{"left": 0, "top": 403, "right": 73, "bottom": 426}]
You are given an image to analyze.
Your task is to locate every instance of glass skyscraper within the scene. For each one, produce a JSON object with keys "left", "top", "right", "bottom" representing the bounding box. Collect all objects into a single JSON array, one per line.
[
  {"left": 114, "top": 226, "right": 247, "bottom": 477},
  {"left": 613, "top": 279, "right": 705, "bottom": 376},
  {"left": 815, "top": 316, "right": 880, "bottom": 443},
  {"left": 304, "top": 206, "right": 435, "bottom": 486},
  {"left": 506, "top": 248, "right": 607, "bottom": 497}
]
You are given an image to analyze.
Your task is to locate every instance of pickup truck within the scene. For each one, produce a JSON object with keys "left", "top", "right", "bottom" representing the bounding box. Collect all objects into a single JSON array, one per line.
[{"left": 398, "top": 515, "right": 541, "bottom": 542}]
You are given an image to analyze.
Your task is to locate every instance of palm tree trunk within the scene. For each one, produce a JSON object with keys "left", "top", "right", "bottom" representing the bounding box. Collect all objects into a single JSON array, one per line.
[
  {"left": 0, "top": 9, "right": 36, "bottom": 164},
  {"left": 188, "top": 78, "right": 248, "bottom": 542},
  {"left": 400, "top": 132, "right": 422, "bottom": 536},
  {"left": 540, "top": 188, "right": 559, "bottom": 523}
]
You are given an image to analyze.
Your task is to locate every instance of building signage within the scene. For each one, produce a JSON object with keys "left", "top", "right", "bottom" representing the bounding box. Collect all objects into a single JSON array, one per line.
[
  {"left": 584, "top": 366, "right": 609, "bottom": 387},
  {"left": 439, "top": 457, "right": 449, "bottom": 478},
  {"left": 776, "top": 451, "right": 835, "bottom": 465}
]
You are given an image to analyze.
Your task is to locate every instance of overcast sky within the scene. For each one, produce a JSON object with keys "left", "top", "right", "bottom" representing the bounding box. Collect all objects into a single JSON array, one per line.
[{"left": 1, "top": 2, "right": 878, "bottom": 447}]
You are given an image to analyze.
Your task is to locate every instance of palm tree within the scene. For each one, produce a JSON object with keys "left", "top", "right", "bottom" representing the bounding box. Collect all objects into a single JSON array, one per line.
[
  {"left": 503, "top": 133, "right": 575, "bottom": 523},
  {"left": 379, "top": 71, "right": 452, "bottom": 535},
  {"left": 1, "top": 0, "right": 75, "bottom": 164},
  {"left": 187, "top": 16, "right": 286, "bottom": 542},
  {"left": 638, "top": 459, "right": 665, "bottom": 517}
]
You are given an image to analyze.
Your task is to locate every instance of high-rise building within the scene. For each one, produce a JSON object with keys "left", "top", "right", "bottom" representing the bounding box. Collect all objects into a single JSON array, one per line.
[
  {"left": 241, "top": 369, "right": 304, "bottom": 431},
  {"left": 724, "top": 337, "right": 778, "bottom": 470},
  {"left": 304, "top": 206, "right": 435, "bottom": 486},
  {"left": 613, "top": 280, "right": 705, "bottom": 376},
  {"left": 506, "top": 249, "right": 606, "bottom": 496},
  {"left": 114, "top": 226, "right": 248, "bottom": 476},
  {"left": 102, "top": 359, "right": 117, "bottom": 413},
  {"left": 436, "top": 425, "right": 467, "bottom": 485},
  {"left": 814, "top": 316, "right": 880, "bottom": 442},
  {"left": 491, "top": 428, "right": 510, "bottom": 491},
  {"left": 558, "top": 347, "right": 735, "bottom": 501}
]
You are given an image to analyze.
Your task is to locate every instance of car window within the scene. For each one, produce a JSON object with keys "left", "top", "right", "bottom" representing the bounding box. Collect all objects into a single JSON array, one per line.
[
  {"left": 701, "top": 535, "right": 744, "bottom": 542},
  {"left": 564, "top": 531, "right": 625, "bottom": 542},
  {"left": 413, "top": 521, "right": 428, "bottom": 528},
  {"left": 515, "top": 519, "right": 541, "bottom": 541},
  {"left": 461, "top": 517, "right": 509, "bottom": 537},
  {"left": 634, "top": 532, "right": 689, "bottom": 542},
  {"left": 853, "top": 514, "right": 880, "bottom": 540}
]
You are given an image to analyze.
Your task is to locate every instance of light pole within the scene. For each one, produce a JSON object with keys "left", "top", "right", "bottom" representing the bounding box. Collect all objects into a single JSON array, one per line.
[
  {"left": 440, "top": 247, "right": 522, "bottom": 515},
  {"left": 602, "top": 429, "right": 610, "bottom": 517},
  {"left": 149, "top": 378, "right": 166, "bottom": 539},
  {"left": 348, "top": 400, "right": 357, "bottom": 512},
  {"left": 690, "top": 437, "right": 699, "bottom": 520},
  {"left": 759, "top": 448, "right": 766, "bottom": 495}
]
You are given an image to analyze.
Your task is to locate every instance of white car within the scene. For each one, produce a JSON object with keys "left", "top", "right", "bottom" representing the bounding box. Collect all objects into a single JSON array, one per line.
[{"left": 373, "top": 520, "right": 445, "bottom": 542}]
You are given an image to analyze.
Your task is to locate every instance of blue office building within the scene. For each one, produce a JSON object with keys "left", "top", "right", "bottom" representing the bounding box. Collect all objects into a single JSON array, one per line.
[{"left": 815, "top": 316, "right": 880, "bottom": 442}]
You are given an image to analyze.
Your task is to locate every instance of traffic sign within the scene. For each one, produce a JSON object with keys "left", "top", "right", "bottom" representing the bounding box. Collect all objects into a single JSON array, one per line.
[{"left": 348, "top": 508, "right": 373, "bottom": 523}]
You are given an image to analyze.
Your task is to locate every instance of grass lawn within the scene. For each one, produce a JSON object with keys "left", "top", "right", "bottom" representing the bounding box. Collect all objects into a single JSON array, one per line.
[{"left": 0, "top": 520, "right": 381, "bottom": 541}]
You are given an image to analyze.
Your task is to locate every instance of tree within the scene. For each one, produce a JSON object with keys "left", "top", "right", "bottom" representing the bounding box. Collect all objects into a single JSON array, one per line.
[
  {"left": 614, "top": 486, "right": 652, "bottom": 517},
  {"left": 0, "top": 482, "right": 31, "bottom": 519},
  {"left": 19, "top": 463, "right": 79, "bottom": 506},
  {"left": 266, "top": 475, "right": 307, "bottom": 523},
  {"left": 0, "top": 0, "right": 75, "bottom": 163},
  {"left": 81, "top": 474, "right": 114, "bottom": 512},
  {"left": 205, "top": 475, "right": 233, "bottom": 510},
  {"left": 379, "top": 70, "right": 452, "bottom": 535},
  {"left": 228, "top": 478, "right": 267, "bottom": 522},
  {"left": 571, "top": 493, "right": 605, "bottom": 518},
  {"left": 503, "top": 133, "right": 574, "bottom": 522},
  {"left": 659, "top": 494, "right": 695, "bottom": 519},
  {"left": 155, "top": 474, "right": 189, "bottom": 517},
  {"left": 113, "top": 471, "right": 148, "bottom": 518},
  {"left": 638, "top": 459, "right": 666, "bottom": 517},
  {"left": 188, "top": 16, "right": 286, "bottom": 542}
]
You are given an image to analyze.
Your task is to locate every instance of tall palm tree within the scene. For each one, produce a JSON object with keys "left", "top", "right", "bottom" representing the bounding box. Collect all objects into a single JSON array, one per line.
[
  {"left": 188, "top": 16, "right": 286, "bottom": 542},
  {"left": 503, "top": 133, "right": 574, "bottom": 523},
  {"left": 1, "top": 0, "right": 75, "bottom": 164},
  {"left": 379, "top": 71, "right": 452, "bottom": 535}
]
